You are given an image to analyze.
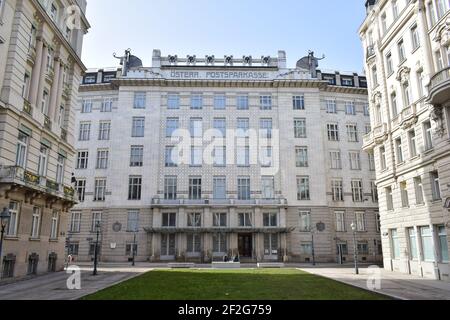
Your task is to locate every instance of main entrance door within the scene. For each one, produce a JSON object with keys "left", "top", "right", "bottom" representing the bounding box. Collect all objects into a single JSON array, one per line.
[{"left": 238, "top": 234, "right": 253, "bottom": 258}]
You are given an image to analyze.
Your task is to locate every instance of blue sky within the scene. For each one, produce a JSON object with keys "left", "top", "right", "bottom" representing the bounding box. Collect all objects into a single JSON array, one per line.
[{"left": 82, "top": 0, "right": 366, "bottom": 72}]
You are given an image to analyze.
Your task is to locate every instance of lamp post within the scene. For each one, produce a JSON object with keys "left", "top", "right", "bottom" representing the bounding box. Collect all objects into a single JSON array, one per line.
[
  {"left": 351, "top": 222, "right": 359, "bottom": 275},
  {"left": 131, "top": 230, "right": 137, "bottom": 267},
  {"left": 311, "top": 231, "right": 316, "bottom": 266},
  {"left": 93, "top": 221, "right": 101, "bottom": 276},
  {"left": 0, "top": 208, "right": 11, "bottom": 276}
]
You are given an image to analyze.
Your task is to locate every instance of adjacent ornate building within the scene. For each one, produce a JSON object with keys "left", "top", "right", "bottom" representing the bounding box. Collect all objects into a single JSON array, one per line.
[
  {"left": 69, "top": 49, "right": 382, "bottom": 265},
  {"left": 0, "top": 0, "right": 89, "bottom": 280},
  {"left": 360, "top": 0, "right": 450, "bottom": 281}
]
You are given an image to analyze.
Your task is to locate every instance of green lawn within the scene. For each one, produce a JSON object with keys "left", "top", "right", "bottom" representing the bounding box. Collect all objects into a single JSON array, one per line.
[{"left": 83, "top": 269, "right": 389, "bottom": 300}]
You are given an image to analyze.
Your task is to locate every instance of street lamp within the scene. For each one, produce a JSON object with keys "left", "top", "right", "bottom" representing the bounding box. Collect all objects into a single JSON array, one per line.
[
  {"left": 350, "top": 222, "right": 359, "bottom": 275},
  {"left": 93, "top": 221, "right": 101, "bottom": 276},
  {"left": 131, "top": 230, "right": 137, "bottom": 267},
  {"left": 0, "top": 208, "right": 11, "bottom": 276}
]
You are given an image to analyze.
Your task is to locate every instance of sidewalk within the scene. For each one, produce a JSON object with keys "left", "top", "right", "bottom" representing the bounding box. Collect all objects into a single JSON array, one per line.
[
  {"left": 299, "top": 266, "right": 450, "bottom": 300},
  {"left": 0, "top": 265, "right": 153, "bottom": 300}
]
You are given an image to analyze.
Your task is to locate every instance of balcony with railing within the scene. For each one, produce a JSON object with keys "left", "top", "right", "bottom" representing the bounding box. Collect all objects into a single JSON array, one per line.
[
  {"left": 428, "top": 66, "right": 450, "bottom": 105},
  {"left": 0, "top": 166, "right": 77, "bottom": 204},
  {"left": 363, "top": 123, "right": 388, "bottom": 151},
  {"left": 151, "top": 197, "right": 287, "bottom": 207}
]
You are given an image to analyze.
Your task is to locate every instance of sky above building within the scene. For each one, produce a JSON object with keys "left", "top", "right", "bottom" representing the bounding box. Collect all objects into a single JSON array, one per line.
[{"left": 81, "top": 0, "right": 366, "bottom": 73}]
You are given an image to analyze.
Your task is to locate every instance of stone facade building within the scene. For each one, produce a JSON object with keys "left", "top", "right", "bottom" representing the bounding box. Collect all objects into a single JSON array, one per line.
[
  {"left": 70, "top": 50, "right": 381, "bottom": 265},
  {"left": 360, "top": 0, "right": 450, "bottom": 281},
  {"left": 0, "top": 0, "right": 89, "bottom": 280}
]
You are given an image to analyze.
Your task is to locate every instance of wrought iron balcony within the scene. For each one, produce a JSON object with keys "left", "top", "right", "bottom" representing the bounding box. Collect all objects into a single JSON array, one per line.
[
  {"left": 428, "top": 66, "right": 450, "bottom": 105},
  {"left": 0, "top": 166, "right": 77, "bottom": 204}
]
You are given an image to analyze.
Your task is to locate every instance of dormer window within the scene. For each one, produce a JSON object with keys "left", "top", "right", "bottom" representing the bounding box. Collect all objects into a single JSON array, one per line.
[
  {"left": 84, "top": 74, "right": 97, "bottom": 84},
  {"left": 341, "top": 78, "right": 354, "bottom": 86}
]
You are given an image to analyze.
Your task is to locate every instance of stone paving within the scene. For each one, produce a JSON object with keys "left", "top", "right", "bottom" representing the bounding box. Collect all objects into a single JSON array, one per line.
[
  {"left": 299, "top": 265, "right": 450, "bottom": 300},
  {"left": 0, "top": 263, "right": 449, "bottom": 300}
]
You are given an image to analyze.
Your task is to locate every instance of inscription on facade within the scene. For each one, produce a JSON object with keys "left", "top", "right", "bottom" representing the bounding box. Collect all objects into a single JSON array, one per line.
[{"left": 169, "top": 70, "right": 270, "bottom": 80}]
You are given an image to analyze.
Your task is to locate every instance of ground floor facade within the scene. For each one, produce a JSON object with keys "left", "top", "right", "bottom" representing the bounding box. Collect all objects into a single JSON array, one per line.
[{"left": 67, "top": 205, "right": 383, "bottom": 265}]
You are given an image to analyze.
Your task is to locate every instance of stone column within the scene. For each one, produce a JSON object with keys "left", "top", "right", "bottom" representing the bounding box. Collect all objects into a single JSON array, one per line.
[
  {"left": 28, "top": 39, "right": 44, "bottom": 105},
  {"left": 54, "top": 63, "right": 65, "bottom": 122},
  {"left": 36, "top": 44, "right": 49, "bottom": 113},
  {"left": 48, "top": 59, "right": 61, "bottom": 122},
  {"left": 417, "top": 0, "right": 434, "bottom": 76},
  {"left": 430, "top": 224, "right": 441, "bottom": 280}
]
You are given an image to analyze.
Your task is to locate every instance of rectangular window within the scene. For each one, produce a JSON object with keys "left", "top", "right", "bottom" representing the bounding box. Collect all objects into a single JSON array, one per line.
[
  {"left": 166, "top": 118, "right": 180, "bottom": 138},
  {"left": 297, "top": 176, "right": 310, "bottom": 200},
  {"left": 91, "top": 212, "right": 102, "bottom": 232},
  {"left": 165, "top": 146, "right": 178, "bottom": 167},
  {"left": 260, "top": 95, "right": 272, "bottom": 110},
  {"left": 293, "top": 95, "right": 305, "bottom": 110},
  {"left": 355, "top": 212, "right": 366, "bottom": 231},
  {"left": 38, "top": 146, "right": 48, "bottom": 177},
  {"left": 438, "top": 225, "right": 449, "bottom": 263},
  {"left": 213, "top": 234, "right": 227, "bottom": 253},
  {"left": 132, "top": 117, "right": 145, "bottom": 137},
  {"left": 332, "top": 179, "right": 344, "bottom": 202},
  {"left": 237, "top": 177, "right": 251, "bottom": 200},
  {"left": 125, "top": 243, "right": 138, "bottom": 257},
  {"left": 357, "top": 242, "right": 369, "bottom": 255},
  {"left": 98, "top": 121, "right": 111, "bottom": 141},
  {"left": 236, "top": 95, "right": 249, "bottom": 110},
  {"left": 238, "top": 212, "right": 253, "bottom": 227},
  {"left": 420, "top": 226, "right": 435, "bottom": 262},
  {"left": 371, "top": 181, "right": 379, "bottom": 202},
  {"left": 326, "top": 99, "right": 337, "bottom": 113},
  {"left": 299, "top": 211, "right": 311, "bottom": 232},
  {"left": 128, "top": 176, "right": 142, "bottom": 201},
  {"left": 408, "top": 130, "right": 417, "bottom": 158},
  {"left": 391, "top": 92, "right": 398, "bottom": 117},
  {"left": 191, "top": 94, "right": 203, "bottom": 109},
  {"left": 213, "top": 118, "right": 226, "bottom": 137},
  {"left": 70, "top": 212, "right": 81, "bottom": 233},
  {"left": 431, "top": 171, "right": 441, "bottom": 200},
  {"left": 260, "top": 146, "right": 273, "bottom": 167},
  {"left": 411, "top": 24, "right": 420, "bottom": 50},
  {"left": 400, "top": 181, "right": 409, "bottom": 208},
  {"left": 162, "top": 213, "right": 176, "bottom": 227},
  {"left": 330, "top": 151, "right": 342, "bottom": 169},
  {"left": 127, "top": 210, "right": 139, "bottom": 232},
  {"left": 6, "top": 202, "right": 19, "bottom": 237},
  {"left": 264, "top": 234, "right": 278, "bottom": 256},
  {"left": 237, "top": 146, "right": 250, "bottom": 167},
  {"left": 380, "top": 146, "right": 387, "bottom": 170},
  {"left": 294, "top": 118, "right": 307, "bottom": 138},
  {"left": 22, "top": 73, "right": 30, "bottom": 99},
  {"left": 391, "top": 229, "right": 400, "bottom": 259},
  {"left": 347, "top": 125, "right": 358, "bottom": 142},
  {"left": 213, "top": 213, "right": 227, "bottom": 227},
  {"left": 237, "top": 118, "right": 250, "bottom": 137},
  {"left": 101, "top": 98, "right": 113, "bottom": 112},
  {"left": 349, "top": 152, "right": 361, "bottom": 170},
  {"left": 261, "top": 176, "right": 275, "bottom": 200},
  {"left": 423, "top": 121, "right": 433, "bottom": 150},
  {"left": 187, "top": 213, "right": 202, "bottom": 228},
  {"left": 368, "top": 152, "right": 376, "bottom": 171},
  {"left": 187, "top": 234, "right": 201, "bottom": 253},
  {"left": 395, "top": 138, "right": 404, "bottom": 163},
  {"left": 81, "top": 99, "right": 92, "bottom": 113},
  {"left": 76, "top": 151, "right": 89, "bottom": 169},
  {"left": 214, "top": 95, "right": 226, "bottom": 110},
  {"left": 295, "top": 147, "right": 309, "bottom": 167},
  {"left": 56, "top": 155, "right": 65, "bottom": 185},
  {"left": 263, "top": 213, "right": 278, "bottom": 227},
  {"left": 50, "top": 210, "right": 59, "bottom": 239},
  {"left": 213, "top": 177, "right": 226, "bottom": 199},
  {"left": 79, "top": 122, "right": 91, "bottom": 141},
  {"left": 398, "top": 38, "right": 406, "bottom": 62},
  {"left": 189, "top": 177, "right": 202, "bottom": 200},
  {"left": 260, "top": 118, "right": 273, "bottom": 139},
  {"left": 75, "top": 179, "right": 86, "bottom": 202},
  {"left": 164, "top": 176, "right": 177, "bottom": 200},
  {"left": 94, "top": 178, "right": 107, "bottom": 202},
  {"left": 96, "top": 149, "right": 109, "bottom": 169},
  {"left": 301, "top": 243, "right": 313, "bottom": 255},
  {"left": 351, "top": 180, "right": 363, "bottom": 202},
  {"left": 345, "top": 102, "right": 356, "bottom": 115},
  {"left": 134, "top": 92, "right": 146, "bottom": 109},
  {"left": 386, "top": 52, "right": 393, "bottom": 75},
  {"left": 213, "top": 146, "right": 226, "bottom": 167},
  {"left": 386, "top": 186, "right": 394, "bottom": 211},
  {"left": 190, "top": 146, "right": 203, "bottom": 167},
  {"left": 31, "top": 207, "right": 41, "bottom": 238},
  {"left": 335, "top": 211, "right": 346, "bottom": 232},
  {"left": 414, "top": 177, "right": 424, "bottom": 205},
  {"left": 161, "top": 234, "right": 176, "bottom": 256},
  {"left": 130, "top": 146, "right": 144, "bottom": 167},
  {"left": 327, "top": 124, "right": 339, "bottom": 141},
  {"left": 167, "top": 94, "right": 180, "bottom": 109},
  {"left": 190, "top": 118, "right": 203, "bottom": 138},
  {"left": 408, "top": 228, "right": 418, "bottom": 260}
]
